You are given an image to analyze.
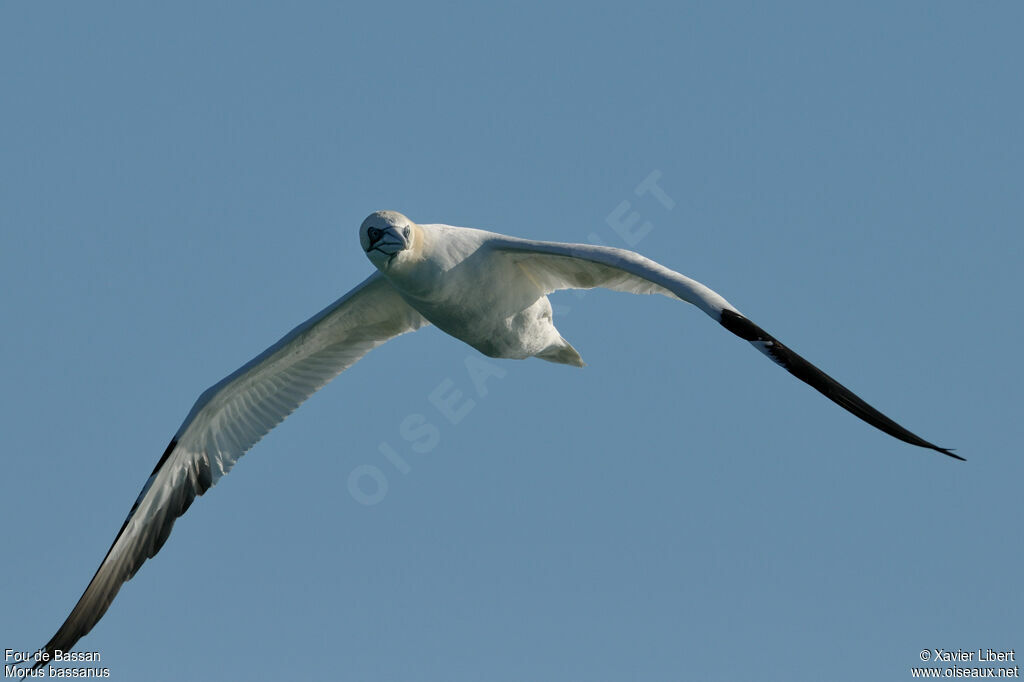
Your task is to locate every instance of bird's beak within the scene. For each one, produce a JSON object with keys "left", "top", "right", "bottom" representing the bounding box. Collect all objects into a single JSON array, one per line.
[{"left": 371, "top": 240, "right": 404, "bottom": 257}]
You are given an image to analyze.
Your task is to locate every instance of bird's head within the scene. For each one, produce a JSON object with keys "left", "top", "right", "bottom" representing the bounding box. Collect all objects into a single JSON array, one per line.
[{"left": 359, "top": 210, "right": 417, "bottom": 270}]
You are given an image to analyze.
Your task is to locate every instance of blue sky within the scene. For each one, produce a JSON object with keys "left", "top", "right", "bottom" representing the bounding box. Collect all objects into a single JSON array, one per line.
[{"left": 2, "top": 2, "right": 1021, "bottom": 681}]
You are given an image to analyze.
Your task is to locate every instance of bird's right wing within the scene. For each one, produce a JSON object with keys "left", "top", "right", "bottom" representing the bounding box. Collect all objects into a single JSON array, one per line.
[
  {"left": 487, "top": 235, "right": 961, "bottom": 460},
  {"left": 33, "top": 272, "right": 429, "bottom": 665}
]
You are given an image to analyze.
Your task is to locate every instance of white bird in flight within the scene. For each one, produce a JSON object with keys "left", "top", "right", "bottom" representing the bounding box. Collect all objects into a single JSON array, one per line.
[{"left": 32, "top": 210, "right": 960, "bottom": 665}]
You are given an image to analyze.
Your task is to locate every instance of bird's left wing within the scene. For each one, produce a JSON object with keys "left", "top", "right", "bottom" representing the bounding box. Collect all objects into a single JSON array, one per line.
[
  {"left": 487, "top": 236, "right": 961, "bottom": 460},
  {"left": 33, "top": 272, "right": 429, "bottom": 665}
]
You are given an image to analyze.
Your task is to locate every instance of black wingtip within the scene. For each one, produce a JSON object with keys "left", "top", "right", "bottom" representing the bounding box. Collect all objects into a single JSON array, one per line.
[
  {"left": 718, "top": 309, "right": 962, "bottom": 461},
  {"left": 934, "top": 447, "right": 965, "bottom": 462}
]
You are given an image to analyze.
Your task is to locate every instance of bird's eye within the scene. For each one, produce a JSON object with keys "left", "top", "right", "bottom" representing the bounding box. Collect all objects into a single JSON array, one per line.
[
  {"left": 403, "top": 227, "right": 411, "bottom": 239},
  {"left": 367, "top": 227, "right": 382, "bottom": 242}
]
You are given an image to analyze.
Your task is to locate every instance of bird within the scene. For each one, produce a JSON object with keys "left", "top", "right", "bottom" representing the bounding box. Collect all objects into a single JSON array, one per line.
[{"left": 30, "top": 209, "right": 960, "bottom": 667}]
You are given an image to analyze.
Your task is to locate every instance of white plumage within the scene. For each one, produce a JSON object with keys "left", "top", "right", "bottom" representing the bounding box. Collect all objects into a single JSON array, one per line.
[{"left": 32, "top": 210, "right": 958, "bottom": 666}]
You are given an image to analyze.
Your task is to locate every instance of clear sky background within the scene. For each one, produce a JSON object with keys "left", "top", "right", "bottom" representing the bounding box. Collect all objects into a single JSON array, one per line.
[{"left": 2, "top": 3, "right": 1021, "bottom": 681}]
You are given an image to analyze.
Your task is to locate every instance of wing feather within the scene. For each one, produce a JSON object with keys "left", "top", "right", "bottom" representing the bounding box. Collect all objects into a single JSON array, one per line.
[
  {"left": 33, "top": 273, "right": 428, "bottom": 664},
  {"left": 490, "top": 237, "right": 960, "bottom": 460},
  {"left": 489, "top": 235, "right": 735, "bottom": 315}
]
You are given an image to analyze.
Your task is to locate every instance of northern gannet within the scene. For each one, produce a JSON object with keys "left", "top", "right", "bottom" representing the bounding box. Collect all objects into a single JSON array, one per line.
[{"left": 31, "top": 210, "right": 960, "bottom": 666}]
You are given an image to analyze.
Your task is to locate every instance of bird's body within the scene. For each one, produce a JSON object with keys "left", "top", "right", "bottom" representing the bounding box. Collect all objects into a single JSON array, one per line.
[
  {"left": 29, "top": 210, "right": 959, "bottom": 668},
  {"left": 380, "top": 221, "right": 583, "bottom": 364}
]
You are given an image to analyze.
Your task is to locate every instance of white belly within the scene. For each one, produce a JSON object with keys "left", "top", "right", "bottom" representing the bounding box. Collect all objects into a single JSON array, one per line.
[
  {"left": 383, "top": 230, "right": 584, "bottom": 366},
  {"left": 411, "top": 291, "right": 561, "bottom": 359}
]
